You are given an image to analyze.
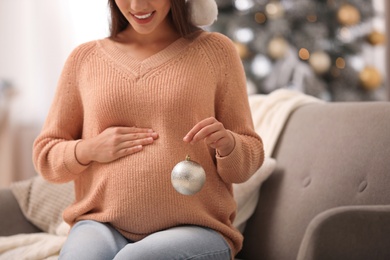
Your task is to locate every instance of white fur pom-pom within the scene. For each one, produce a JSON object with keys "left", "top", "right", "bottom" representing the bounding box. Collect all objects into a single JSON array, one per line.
[{"left": 186, "top": 0, "right": 218, "bottom": 27}]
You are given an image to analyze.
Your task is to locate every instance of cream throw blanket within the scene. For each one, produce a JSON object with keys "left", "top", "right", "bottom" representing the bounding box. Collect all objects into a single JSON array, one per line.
[
  {"left": 0, "top": 89, "right": 322, "bottom": 260},
  {"left": 249, "top": 88, "right": 323, "bottom": 156},
  {"left": 0, "top": 222, "right": 69, "bottom": 260}
]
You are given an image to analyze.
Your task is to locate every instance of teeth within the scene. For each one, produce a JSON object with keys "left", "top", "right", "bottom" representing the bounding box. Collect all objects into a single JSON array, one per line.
[{"left": 134, "top": 13, "right": 152, "bottom": 19}]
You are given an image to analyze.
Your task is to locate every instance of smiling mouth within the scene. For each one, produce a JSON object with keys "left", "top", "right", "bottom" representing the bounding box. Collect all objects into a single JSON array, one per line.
[{"left": 133, "top": 12, "right": 155, "bottom": 20}]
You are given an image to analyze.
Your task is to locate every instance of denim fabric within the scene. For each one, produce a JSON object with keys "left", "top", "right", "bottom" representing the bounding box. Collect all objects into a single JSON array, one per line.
[{"left": 59, "top": 220, "right": 231, "bottom": 260}]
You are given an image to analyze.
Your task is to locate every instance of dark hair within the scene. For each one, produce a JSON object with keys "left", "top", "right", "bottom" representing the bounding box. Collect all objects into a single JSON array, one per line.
[{"left": 107, "top": 0, "right": 199, "bottom": 39}]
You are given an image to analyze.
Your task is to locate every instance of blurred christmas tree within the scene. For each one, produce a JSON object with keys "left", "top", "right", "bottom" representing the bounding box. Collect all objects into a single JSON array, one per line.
[{"left": 210, "top": 0, "right": 387, "bottom": 101}]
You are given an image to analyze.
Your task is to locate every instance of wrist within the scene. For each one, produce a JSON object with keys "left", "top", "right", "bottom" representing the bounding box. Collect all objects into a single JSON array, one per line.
[
  {"left": 75, "top": 140, "right": 92, "bottom": 166},
  {"left": 217, "top": 132, "right": 236, "bottom": 157},
  {"left": 217, "top": 146, "right": 233, "bottom": 157}
]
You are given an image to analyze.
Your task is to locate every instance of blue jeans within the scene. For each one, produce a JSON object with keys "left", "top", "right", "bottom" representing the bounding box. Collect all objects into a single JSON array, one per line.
[{"left": 59, "top": 220, "right": 231, "bottom": 260}]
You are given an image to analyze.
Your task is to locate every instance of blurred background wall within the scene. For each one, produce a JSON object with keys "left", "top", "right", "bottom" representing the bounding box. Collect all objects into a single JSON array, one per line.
[
  {"left": 387, "top": 0, "right": 390, "bottom": 101},
  {"left": 0, "top": 0, "right": 109, "bottom": 188},
  {"left": 0, "top": 0, "right": 388, "bottom": 188}
]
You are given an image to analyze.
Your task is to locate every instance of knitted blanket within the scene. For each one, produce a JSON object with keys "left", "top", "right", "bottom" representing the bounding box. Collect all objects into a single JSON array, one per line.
[
  {"left": 249, "top": 88, "right": 323, "bottom": 157},
  {"left": 0, "top": 222, "right": 69, "bottom": 260}
]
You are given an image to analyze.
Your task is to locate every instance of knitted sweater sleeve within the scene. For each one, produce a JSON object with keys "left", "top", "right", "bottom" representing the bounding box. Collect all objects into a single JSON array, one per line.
[
  {"left": 32, "top": 42, "right": 94, "bottom": 183},
  {"left": 203, "top": 33, "right": 264, "bottom": 184}
]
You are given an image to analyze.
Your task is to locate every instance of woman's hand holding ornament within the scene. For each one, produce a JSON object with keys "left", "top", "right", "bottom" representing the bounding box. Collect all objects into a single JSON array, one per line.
[
  {"left": 183, "top": 117, "right": 235, "bottom": 157},
  {"left": 174, "top": 117, "right": 233, "bottom": 195},
  {"left": 75, "top": 127, "right": 158, "bottom": 165}
]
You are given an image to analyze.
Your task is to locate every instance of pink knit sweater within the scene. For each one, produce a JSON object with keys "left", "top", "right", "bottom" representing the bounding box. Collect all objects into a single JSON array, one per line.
[{"left": 33, "top": 31, "right": 264, "bottom": 256}]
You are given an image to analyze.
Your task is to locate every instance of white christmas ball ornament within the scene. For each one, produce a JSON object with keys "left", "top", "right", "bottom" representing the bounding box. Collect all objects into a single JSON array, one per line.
[
  {"left": 171, "top": 155, "right": 206, "bottom": 195},
  {"left": 186, "top": 0, "right": 218, "bottom": 27}
]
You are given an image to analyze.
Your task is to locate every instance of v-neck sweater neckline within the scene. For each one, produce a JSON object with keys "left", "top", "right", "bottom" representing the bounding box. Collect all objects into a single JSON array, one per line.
[{"left": 97, "top": 36, "right": 192, "bottom": 77}]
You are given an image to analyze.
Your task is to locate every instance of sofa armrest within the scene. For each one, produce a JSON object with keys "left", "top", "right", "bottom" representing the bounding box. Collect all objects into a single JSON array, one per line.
[
  {"left": 297, "top": 205, "right": 390, "bottom": 260},
  {"left": 0, "top": 188, "right": 42, "bottom": 236}
]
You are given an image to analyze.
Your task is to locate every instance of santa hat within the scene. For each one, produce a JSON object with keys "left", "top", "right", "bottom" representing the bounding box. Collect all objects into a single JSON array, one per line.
[{"left": 186, "top": 0, "right": 218, "bottom": 27}]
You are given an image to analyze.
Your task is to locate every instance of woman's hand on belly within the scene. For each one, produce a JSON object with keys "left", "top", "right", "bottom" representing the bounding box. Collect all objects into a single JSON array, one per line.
[{"left": 75, "top": 126, "right": 159, "bottom": 165}]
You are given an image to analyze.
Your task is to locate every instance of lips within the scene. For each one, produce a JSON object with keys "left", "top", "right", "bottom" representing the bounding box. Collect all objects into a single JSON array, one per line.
[
  {"left": 131, "top": 11, "right": 156, "bottom": 24},
  {"left": 134, "top": 12, "right": 153, "bottom": 19}
]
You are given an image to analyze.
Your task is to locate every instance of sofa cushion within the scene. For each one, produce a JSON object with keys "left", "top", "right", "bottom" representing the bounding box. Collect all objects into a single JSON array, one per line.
[
  {"left": 10, "top": 176, "right": 74, "bottom": 234},
  {"left": 0, "top": 189, "right": 42, "bottom": 236}
]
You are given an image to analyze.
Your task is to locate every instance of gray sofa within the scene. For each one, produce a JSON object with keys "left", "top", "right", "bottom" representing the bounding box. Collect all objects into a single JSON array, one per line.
[{"left": 1, "top": 101, "right": 390, "bottom": 259}]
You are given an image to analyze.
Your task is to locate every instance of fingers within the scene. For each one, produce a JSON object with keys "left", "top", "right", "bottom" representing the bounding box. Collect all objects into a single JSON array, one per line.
[
  {"left": 183, "top": 118, "right": 235, "bottom": 157},
  {"left": 114, "top": 130, "right": 159, "bottom": 159},
  {"left": 116, "top": 135, "right": 156, "bottom": 152},
  {"left": 183, "top": 118, "right": 225, "bottom": 144},
  {"left": 109, "top": 126, "right": 157, "bottom": 143},
  {"left": 88, "top": 126, "right": 159, "bottom": 163},
  {"left": 117, "top": 144, "right": 144, "bottom": 157},
  {"left": 120, "top": 131, "right": 158, "bottom": 144},
  {"left": 204, "top": 131, "right": 225, "bottom": 147},
  {"left": 184, "top": 120, "right": 213, "bottom": 143},
  {"left": 112, "top": 126, "right": 155, "bottom": 136},
  {"left": 113, "top": 127, "right": 158, "bottom": 153}
]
